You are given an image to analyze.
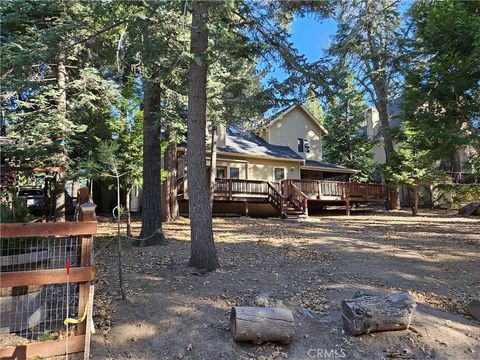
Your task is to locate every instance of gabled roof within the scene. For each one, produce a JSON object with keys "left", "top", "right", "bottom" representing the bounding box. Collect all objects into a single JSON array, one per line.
[
  {"left": 265, "top": 104, "right": 328, "bottom": 135},
  {"left": 302, "top": 160, "right": 358, "bottom": 174},
  {"left": 218, "top": 124, "right": 303, "bottom": 160}
]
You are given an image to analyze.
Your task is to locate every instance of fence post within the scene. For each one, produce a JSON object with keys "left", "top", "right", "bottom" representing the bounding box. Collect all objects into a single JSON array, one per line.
[{"left": 77, "top": 203, "right": 96, "bottom": 336}]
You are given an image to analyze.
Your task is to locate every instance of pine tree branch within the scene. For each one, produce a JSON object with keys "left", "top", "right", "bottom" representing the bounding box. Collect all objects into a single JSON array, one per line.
[{"left": 64, "top": 19, "right": 127, "bottom": 51}]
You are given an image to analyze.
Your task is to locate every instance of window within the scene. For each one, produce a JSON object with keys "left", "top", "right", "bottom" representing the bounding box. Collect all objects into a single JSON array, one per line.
[
  {"left": 274, "top": 167, "right": 285, "bottom": 181},
  {"left": 304, "top": 139, "right": 311, "bottom": 153},
  {"left": 230, "top": 167, "right": 240, "bottom": 179},
  {"left": 216, "top": 166, "right": 227, "bottom": 179},
  {"left": 298, "top": 138, "right": 304, "bottom": 152}
]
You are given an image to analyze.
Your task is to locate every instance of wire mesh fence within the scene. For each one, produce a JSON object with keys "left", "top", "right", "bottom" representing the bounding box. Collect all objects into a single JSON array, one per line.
[{"left": 0, "top": 236, "right": 85, "bottom": 342}]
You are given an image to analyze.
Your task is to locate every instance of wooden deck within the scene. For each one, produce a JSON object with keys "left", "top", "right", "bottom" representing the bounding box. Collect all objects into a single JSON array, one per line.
[{"left": 177, "top": 177, "right": 387, "bottom": 217}]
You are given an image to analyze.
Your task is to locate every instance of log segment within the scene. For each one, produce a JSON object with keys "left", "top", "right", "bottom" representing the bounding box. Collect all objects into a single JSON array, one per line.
[
  {"left": 342, "top": 291, "right": 416, "bottom": 336},
  {"left": 230, "top": 306, "right": 294, "bottom": 344}
]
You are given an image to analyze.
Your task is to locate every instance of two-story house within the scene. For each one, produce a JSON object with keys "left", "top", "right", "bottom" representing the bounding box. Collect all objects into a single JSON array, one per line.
[{"left": 177, "top": 104, "right": 387, "bottom": 218}]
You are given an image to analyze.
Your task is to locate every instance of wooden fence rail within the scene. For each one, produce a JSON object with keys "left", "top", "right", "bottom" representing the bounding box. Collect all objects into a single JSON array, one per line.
[{"left": 0, "top": 205, "right": 97, "bottom": 360}]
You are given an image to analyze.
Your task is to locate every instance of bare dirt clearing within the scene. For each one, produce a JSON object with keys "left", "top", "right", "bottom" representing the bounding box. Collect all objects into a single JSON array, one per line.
[{"left": 91, "top": 209, "right": 479, "bottom": 360}]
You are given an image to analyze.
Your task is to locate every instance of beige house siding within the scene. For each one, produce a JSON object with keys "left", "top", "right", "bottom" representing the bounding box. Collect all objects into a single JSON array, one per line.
[
  {"left": 266, "top": 107, "right": 323, "bottom": 161},
  {"left": 216, "top": 153, "right": 301, "bottom": 182},
  {"left": 177, "top": 152, "right": 300, "bottom": 182},
  {"left": 216, "top": 159, "right": 248, "bottom": 179},
  {"left": 247, "top": 157, "right": 300, "bottom": 181}
]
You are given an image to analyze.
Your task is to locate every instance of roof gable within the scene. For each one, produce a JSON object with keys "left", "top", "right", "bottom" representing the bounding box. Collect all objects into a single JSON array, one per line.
[
  {"left": 266, "top": 105, "right": 328, "bottom": 135},
  {"left": 217, "top": 124, "right": 303, "bottom": 160}
]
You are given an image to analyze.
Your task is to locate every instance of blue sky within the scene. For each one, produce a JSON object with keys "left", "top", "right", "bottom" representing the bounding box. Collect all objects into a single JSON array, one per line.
[{"left": 263, "top": 15, "right": 337, "bottom": 83}]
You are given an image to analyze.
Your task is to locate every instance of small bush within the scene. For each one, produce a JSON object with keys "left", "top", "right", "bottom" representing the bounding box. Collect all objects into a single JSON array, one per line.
[{"left": 432, "top": 183, "right": 480, "bottom": 209}]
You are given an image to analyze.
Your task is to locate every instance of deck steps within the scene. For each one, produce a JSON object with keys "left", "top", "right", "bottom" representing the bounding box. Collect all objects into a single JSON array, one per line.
[{"left": 281, "top": 199, "right": 305, "bottom": 218}]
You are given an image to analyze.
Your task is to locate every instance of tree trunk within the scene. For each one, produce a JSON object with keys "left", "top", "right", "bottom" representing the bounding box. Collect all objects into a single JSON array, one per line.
[
  {"left": 162, "top": 142, "right": 177, "bottom": 222},
  {"left": 186, "top": 0, "right": 219, "bottom": 271},
  {"left": 136, "top": 80, "right": 165, "bottom": 246},
  {"left": 342, "top": 291, "right": 416, "bottom": 336},
  {"left": 55, "top": 52, "right": 67, "bottom": 221},
  {"left": 161, "top": 143, "right": 172, "bottom": 223},
  {"left": 412, "top": 185, "right": 419, "bottom": 216},
  {"left": 376, "top": 87, "right": 399, "bottom": 210},
  {"left": 126, "top": 186, "right": 132, "bottom": 236},
  {"left": 209, "top": 123, "right": 217, "bottom": 209},
  {"left": 169, "top": 144, "right": 179, "bottom": 221},
  {"left": 230, "top": 307, "right": 294, "bottom": 344},
  {"left": 451, "top": 148, "right": 462, "bottom": 180}
]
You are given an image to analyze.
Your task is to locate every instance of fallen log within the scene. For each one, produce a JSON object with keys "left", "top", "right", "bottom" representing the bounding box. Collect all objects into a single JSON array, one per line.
[
  {"left": 342, "top": 291, "right": 416, "bottom": 336},
  {"left": 230, "top": 306, "right": 294, "bottom": 344},
  {"left": 458, "top": 202, "right": 480, "bottom": 216}
]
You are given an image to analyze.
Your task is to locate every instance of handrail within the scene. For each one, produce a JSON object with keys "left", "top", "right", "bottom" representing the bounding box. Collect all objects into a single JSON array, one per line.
[
  {"left": 267, "top": 182, "right": 286, "bottom": 217},
  {"left": 288, "top": 181, "right": 308, "bottom": 215}
]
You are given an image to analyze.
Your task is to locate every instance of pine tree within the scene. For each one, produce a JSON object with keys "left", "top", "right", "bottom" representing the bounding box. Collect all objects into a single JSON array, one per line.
[
  {"left": 323, "top": 67, "right": 375, "bottom": 182},
  {"left": 402, "top": 0, "right": 480, "bottom": 176},
  {"left": 187, "top": 0, "right": 219, "bottom": 271},
  {"left": 329, "top": 0, "right": 404, "bottom": 207}
]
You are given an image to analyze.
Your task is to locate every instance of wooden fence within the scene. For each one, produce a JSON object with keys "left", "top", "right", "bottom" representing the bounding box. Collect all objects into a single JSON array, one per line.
[{"left": 0, "top": 206, "right": 97, "bottom": 360}]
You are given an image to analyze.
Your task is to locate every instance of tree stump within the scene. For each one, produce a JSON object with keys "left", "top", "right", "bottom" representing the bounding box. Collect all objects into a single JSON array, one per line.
[
  {"left": 342, "top": 291, "right": 416, "bottom": 336},
  {"left": 230, "top": 306, "right": 294, "bottom": 344}
]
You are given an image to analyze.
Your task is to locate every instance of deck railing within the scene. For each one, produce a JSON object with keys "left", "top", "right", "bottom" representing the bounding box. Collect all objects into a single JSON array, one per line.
[
  {"left": 214, "top": 178, "right": 274, "bottom": 198},
  {"left": 177, "top": 177, "right": 386, "bottom": 202}
]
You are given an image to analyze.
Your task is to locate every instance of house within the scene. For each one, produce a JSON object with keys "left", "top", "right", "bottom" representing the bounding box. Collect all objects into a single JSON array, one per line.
[
  {"left": 365, "top": 100, "right": 478, "bottom": 207},
  {"left": 366, "top": 99, "right": 478, "bottom": 182},
  {"left": 177, "top": 105, "right": 388, "bottom": 217}
]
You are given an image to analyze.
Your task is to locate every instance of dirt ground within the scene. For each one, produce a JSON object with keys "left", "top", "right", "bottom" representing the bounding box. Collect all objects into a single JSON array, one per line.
[{"left": 90, "top": 208, "right": 480, "bottom": 360}]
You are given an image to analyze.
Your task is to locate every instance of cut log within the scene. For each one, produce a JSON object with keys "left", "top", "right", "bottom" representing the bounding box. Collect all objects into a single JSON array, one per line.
[
  {"left": 230, "top": 306, "right": 294, "bottom": 344},
  {"left": 342, "top": 291, "right": 416, "bottom": 336},
  {"left": 467, "top": 299, "right": 480, "bottom": 321},
  {"left": 458, "top": 202, "right": 480, "bottom": 216}
]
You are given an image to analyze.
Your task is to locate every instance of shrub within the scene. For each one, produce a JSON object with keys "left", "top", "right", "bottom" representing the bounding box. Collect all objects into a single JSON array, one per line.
[{"left": 432, "top": 183, "right": 480, "bottom": 209}]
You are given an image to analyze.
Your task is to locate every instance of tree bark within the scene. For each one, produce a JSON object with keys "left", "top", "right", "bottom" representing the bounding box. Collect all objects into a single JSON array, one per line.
[
  {"left": 55, "top": 52, "right": 67, "bottom": 221},
  {"left": 376, "top": 85, "right": 399, "bottom": 210},
  {"left": 209, "top": 123, "right": 217, "bottom": 209},
  {"left": 126, "top": 186, "right": 132, "bottom": 236},
  {"left": 451, "top": 148, "right": 462, "bottom": 178},
  {"left": 342, "top": 291, "right": 416, "bottom": 336},
  {"left": 230, "top": 306, "right": 294, "bottom": 344},
  {"left": 169, "top": 145, "right": 179, "bottom": 221},
  {"left": 162, "top": 142, "right": 178, "bottom": 222},
  {"left": 412, "top": 185, "right": 419, "bottom": 216},
  {"left": 186, "top": 0, "right": 219, "bottom": 271},
  {"left": 136, "top": 80, "right": 165, "bottom": 246}
]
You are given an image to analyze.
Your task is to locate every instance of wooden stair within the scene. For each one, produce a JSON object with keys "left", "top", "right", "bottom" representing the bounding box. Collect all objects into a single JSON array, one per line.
[{"left": 281, "top": 198, "right": 306, "bottom": 219}]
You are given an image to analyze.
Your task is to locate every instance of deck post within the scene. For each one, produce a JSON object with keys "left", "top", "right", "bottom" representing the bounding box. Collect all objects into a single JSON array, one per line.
[
  {"left": 317, "top": 181, "right": 321, "bottom": 199},
  {"left": 244, "top": 200, "right": 249, "bottom": 216},
  {"left": 77, "top": 203, "right": 96, "bottom": 335},
  {"left": 279, "top": 196, "right": 283, "bottom": 218},
  {"left": 229, "top": 178, "right": 233, "bottom": 200},
  {"left": 346, "top": 199, "right": 351, "bottom": 216}
]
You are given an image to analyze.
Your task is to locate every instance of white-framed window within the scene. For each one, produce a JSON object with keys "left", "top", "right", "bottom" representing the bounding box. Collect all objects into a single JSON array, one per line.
[
  {"left": 273, "top": 167, "right": 286, "bottom": 181},
  {"left": 298, "top": 138, "right": 310, "bottom": 153},
  {"left": 230, "top": 167, "right": 240, "bottom": 179},
  {"left": 304, "top": 139, "right": 311, "bottom": 153}
]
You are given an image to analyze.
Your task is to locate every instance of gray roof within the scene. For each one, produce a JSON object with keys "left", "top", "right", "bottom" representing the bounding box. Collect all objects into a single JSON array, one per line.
[
  {"left": 217, "top": 125, "right": 302, "bottom": 160},
  {"left": 303, "top": 159, "right": 357, "bottom": 173}
]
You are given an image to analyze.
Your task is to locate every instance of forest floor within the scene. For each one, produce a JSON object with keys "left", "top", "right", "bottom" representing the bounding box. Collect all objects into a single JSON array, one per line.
[{"left": 90, "top": 208, "right": 480, "bottom": 360}]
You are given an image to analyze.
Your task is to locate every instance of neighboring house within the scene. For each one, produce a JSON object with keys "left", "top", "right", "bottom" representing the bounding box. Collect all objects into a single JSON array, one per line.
[
  {"left": 177, "top": 105, "right": 388, "bottom": 218},
  {"left": 366, "top": 99, "right": 478, "bottom": 182}
]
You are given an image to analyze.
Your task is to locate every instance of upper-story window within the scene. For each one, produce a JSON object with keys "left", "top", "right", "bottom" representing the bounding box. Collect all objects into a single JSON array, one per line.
[
  {"left": 230, "top": 167, "right": 240, "bottom": 179},
  {"left": 297, "top": 138, "right": 310, "bottom": 153}
]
